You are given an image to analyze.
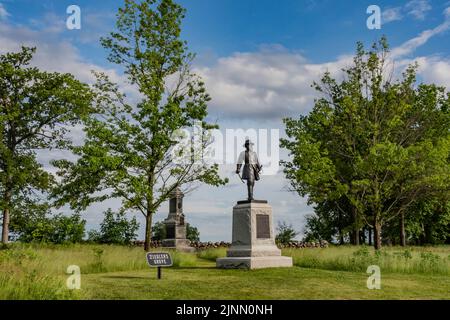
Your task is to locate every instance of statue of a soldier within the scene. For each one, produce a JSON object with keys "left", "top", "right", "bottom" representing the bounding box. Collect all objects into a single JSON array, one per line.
[{"left": 236, "top": 139, "right": 262, "bottom": 201}]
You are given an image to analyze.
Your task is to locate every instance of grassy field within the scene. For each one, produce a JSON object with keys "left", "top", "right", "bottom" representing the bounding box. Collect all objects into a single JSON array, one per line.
[{"left": 1, "top": 244, "right": 449, "bottom": 300}]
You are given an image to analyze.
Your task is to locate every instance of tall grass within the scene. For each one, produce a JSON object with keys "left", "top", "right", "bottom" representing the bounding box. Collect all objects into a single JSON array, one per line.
[
  {"left": 197, "top": 248, "right": 227, "bottom": 262},
  {"left": 171, "top": 251, "right": 198, "bottom": 267},
  {"left": 199, "top": 245, "right": 450, "bottom": 275},
  {"left": 1, "top": 243, "right": 197, "bottom": 274},
  {"left": 0, "top": 246, "right": 81, "bottom": 299},
  {"left": 0, "top": 243, "right": 196, "bottom": 299},
  {"left": 283, "top": 245, "right": 450, "bottom": 275}
]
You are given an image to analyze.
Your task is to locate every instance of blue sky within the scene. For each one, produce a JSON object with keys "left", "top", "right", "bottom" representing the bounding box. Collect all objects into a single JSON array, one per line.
[
  {"left": 3, "top": 0, "right": 450, "bottom": 62},
  {"left": 1, "top": 0, "right": 449, "bottom": 241}
]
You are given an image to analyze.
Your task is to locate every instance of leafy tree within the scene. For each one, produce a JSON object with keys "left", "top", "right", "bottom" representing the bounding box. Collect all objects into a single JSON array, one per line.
[
  {"left": 0, "top": 47, "right": 92, "bottom": 243},
  {"left": 151, "top": 221, "right": 166, "bottom": 241},
  {"left": 88, "top": 209, "right": 139, "bottom": 245},
  {"left": 10, "top": 202, "right": 85, "bottom": 243},
  {"left": 51, "top": 214, "right": 86, "bottom": 244},
  {"left": 52, "top": 0, "right": 227, "bottom": 251},
  {"left": 303, "top": 200, "right": 350, "bottom": 243},
  {"left": 152, "top": 221, "right": 199, "bottom": 242},
  {"left": 186, "top": 223, "right": 200, "bottom": 242},
  {"left": 405, "top": 199, "right": 450, "bottom": 245},
  {"left": 281, "top": 38, "right": 450, "bottom": 250},
  {"left": 275, "top": 221, "right": 298, "bottom": 245}
]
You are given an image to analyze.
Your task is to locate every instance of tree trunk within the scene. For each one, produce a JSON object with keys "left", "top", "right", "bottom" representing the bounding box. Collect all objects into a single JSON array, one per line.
[
  {"left": 374, "top": 220, "right": 382, "bottom": 250},
  {"left": 144, "top": 213, "right": 153, "bottom": 251},
  {"left": 1, "top": 189, "right": 11, "bottom": 244},
  {"left": 368, "top": 228, "right": 372, "bottom": 246},
  {"left": 352, "top": 207, "right": 359, "bottom": 245},
  {"left": 339, "top": 233, "right": 344, "bottom": 245},
  {"left": 1, "top": 208, "right": 10, "bottom": 244},
  {"left": 400, "top": 211, "right": 406, "bottom": 247},
  {"left": 354, "top": 230, "right": 360, "bottom": 245},
  {"left": 338, "top": 211, "right": 344, "bottom": 245}
]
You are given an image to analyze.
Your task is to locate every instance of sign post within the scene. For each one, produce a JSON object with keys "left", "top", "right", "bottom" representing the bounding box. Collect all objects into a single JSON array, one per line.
[{"left": 146, "top": 252, "right": 172, "bottom": 280}]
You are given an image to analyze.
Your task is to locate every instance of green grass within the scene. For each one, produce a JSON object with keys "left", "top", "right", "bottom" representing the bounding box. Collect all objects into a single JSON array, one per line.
[
  {"left": 81, "top": 266, "right": 450, "bottom": 300},
  {"left": 284, "top": 245, "right": 450, "bottom": 275},
  {"left": 1, "top": 244, "right": 449, "bottom": 300},
  {"left": 196, "top": 247, "right": 227, "bottom": 262}
]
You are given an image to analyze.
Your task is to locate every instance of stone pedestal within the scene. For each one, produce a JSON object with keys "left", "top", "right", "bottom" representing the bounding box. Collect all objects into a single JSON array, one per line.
[{"left": 217, "top": 201, "right": 293, "bottom": 269}]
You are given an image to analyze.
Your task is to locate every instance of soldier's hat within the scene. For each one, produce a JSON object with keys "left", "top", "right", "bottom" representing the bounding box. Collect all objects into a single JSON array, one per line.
[{"left": 244, "top": 139, "right": 254, "bottom": 147}]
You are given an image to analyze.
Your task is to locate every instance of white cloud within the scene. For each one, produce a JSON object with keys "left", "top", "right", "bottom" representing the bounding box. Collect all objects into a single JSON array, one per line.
[
  {"left": 76, "top": 12, "right": 115, "bottom": 44},
  {"left": 405, "top": 0, "right": 432, "bottom": 20},
  {"left": 0, "top": 3, "right": 9, "bottom": 19},
  {"left": 445, "top": 6, "right": 450, "bottom": 18},
  {"left": 391, "top": 10, "right": 450, "bottom": 58},
  {"left": 0, "top": 21, "right": 141, "bottom": 102},
  {"left": 195, "top": 46, "right": 352, "bottom": 119},
  {"left": 382, "top": 7, "right": 403, "bottom": 23},
  {"left": 382, "top": 0, "right": 434, "bottom": 24},
  {"left": 198, "top": 8, "right": 450, "bottom": 121},
  {"left": 415, "top": 56, "right": 450, "bottom": 87}
]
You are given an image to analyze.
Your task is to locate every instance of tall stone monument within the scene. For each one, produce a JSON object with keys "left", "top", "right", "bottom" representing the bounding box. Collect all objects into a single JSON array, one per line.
[
  {"left": 162, "top": 188, "right": 195, "bottom": 252},
  {"left": 216, "top": 139, "right": 293, "bottom": 269}
]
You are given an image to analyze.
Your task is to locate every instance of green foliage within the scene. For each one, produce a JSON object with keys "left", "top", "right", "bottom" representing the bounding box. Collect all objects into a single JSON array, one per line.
[
  {"left": 10, "top": 203, "right": 85, "bottom": 244},
  {"left": 302, "top": 201, "right": 350, "bottom": 243},
  {"left": 275, "top": 221, "right": 298, "bottom": 245},
  {"left": 151, "top": 221, "right": 166, "bottom": 241},
  {"left": 52, "top": 0, "right": 227, "bottom": 250},
  {"left": 152, "top": 221, "right": 199, "bottom": 241},
  {"left": 281, "top": 37, "right": 450, "bottom": 249},
  {"left": 406, "top": 200, "right": 450, "bottom": 245},
  {"left": 88, "top": 209, "right": 139, "bottom": 245},
  {"left": 186, "top": 223, "right": 200, "bottom": 242},
  {"left": 0, "top": 46, "right": 92, "bottom": 243}
]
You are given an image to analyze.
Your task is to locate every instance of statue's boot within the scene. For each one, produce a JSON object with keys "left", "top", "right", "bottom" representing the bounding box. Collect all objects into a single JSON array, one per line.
[{"left": 248, "top": 184, "right": 254, "bottom": 201}]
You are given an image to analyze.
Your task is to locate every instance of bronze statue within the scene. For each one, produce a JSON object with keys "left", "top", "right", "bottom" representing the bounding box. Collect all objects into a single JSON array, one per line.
[{"left": 236, "top": 139, "right": 262, "bottom": 200}]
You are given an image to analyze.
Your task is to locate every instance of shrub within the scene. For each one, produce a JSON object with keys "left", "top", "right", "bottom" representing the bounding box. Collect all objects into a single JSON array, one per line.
[
  {"left": 275, "top": 221, "right": 298, "bottom": 245},
  {"left": 88, "top": 209, "right": 139, "bottom": 245},
  {"left": 11, "top": 209, "right": 86, "bottom": 244}
]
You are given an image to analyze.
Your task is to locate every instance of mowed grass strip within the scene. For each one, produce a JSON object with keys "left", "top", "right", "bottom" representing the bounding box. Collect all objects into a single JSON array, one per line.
[{"left": 80, "top": 264, "right": 450, "bottom": 300}]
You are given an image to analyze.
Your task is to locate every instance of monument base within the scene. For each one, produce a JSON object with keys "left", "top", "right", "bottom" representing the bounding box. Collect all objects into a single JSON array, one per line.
[
  {"left": 216, "top": 201, "right": 293, "bottom": 270},
  {"left": 216, "top": 256, "right": 293, "bottom": 269},
  {"left": 162, "top": 239, "right": 196, "bottom": 253}
]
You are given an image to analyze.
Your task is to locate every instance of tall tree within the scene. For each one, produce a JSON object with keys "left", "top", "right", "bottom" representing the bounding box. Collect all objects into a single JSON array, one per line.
[
  {"left": 52, "top": 0, "right": 227, "bottom": 251},
  {"left": 282, "top": 38, "right": 450, "bottom": 249},
  {"left": 0, "top": 47, "right": 92, "bottom": 244}
]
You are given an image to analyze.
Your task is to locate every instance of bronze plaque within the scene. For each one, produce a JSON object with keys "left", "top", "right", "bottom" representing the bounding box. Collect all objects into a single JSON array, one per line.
[{"left": 256, "top": 214, "right": 270, "bottom": 239}]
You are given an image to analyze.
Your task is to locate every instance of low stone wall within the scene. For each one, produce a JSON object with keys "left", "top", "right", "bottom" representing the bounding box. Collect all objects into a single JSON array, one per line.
[
  {"left": 277, "top": 240, "right": 329, "bottom": 248},
  {"left": 133, "top": 240, "right": 162, "bottom": 248},
  {"left": 190, "top": 241, "right": 230, "bottom": 249},
  {"left": 133, "top": 240, "right": 329, "bottom": 249}
]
